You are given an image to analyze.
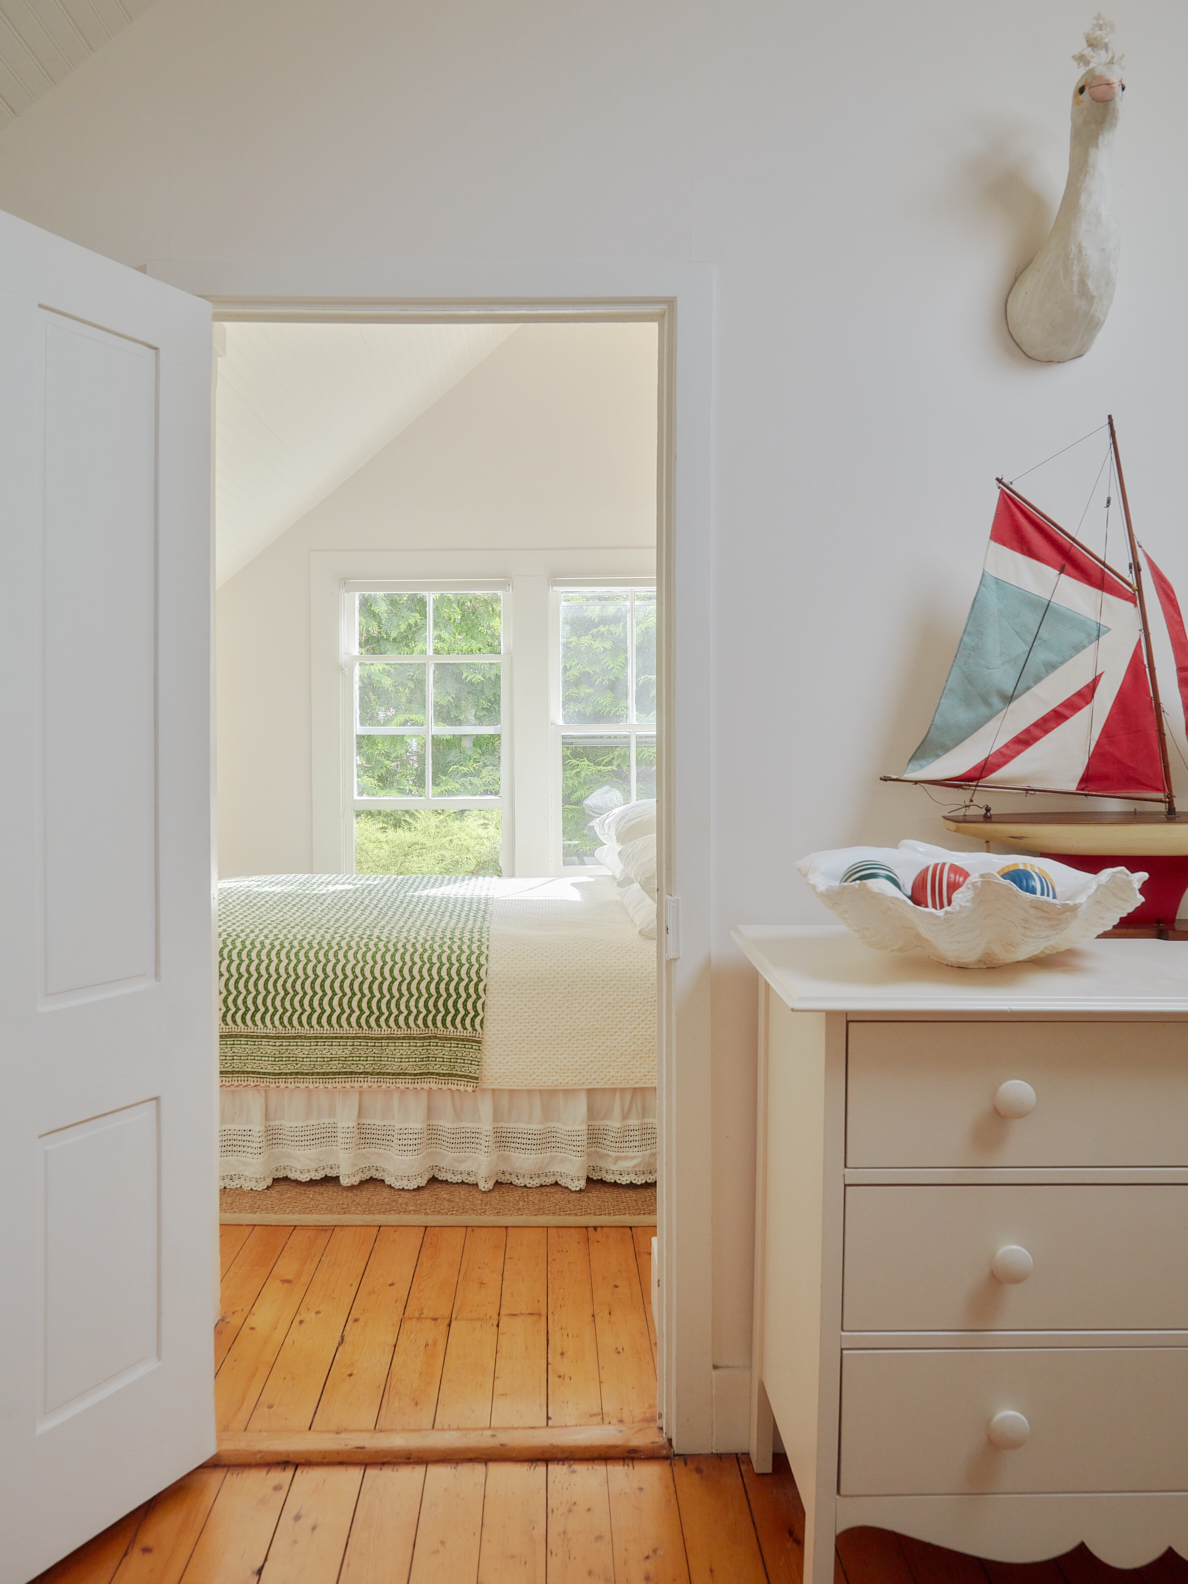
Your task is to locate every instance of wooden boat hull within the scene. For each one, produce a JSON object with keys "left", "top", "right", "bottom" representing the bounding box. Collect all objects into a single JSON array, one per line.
[
  {"left": 943, "top": 814, "right": 1188, "bottom": 933},
  {"left": 943, "top": 813, "right": 1188, "bottom": 857}
]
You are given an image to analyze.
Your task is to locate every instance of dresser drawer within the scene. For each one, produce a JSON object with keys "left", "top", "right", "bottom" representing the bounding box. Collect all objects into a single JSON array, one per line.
[
  {"left": 843, "top": 1185, "right": 1188, "bottom": 1332},
  {"left": 839, "top": 1347, "right": 1188, "bottom": 1495},
  {"left": 847, "top": 1022, "right": 1188, "bottom": 1168}
]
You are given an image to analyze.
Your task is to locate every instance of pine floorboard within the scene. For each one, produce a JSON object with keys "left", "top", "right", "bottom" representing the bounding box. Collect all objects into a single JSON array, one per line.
[
  {"left": 672, "top": 1454, "right": 769, "bottom": 1584},
  {"left": 216, "top": 1228, "right": 332, "bottom": 1430},
  {"left": 408, "top": 1460, "right": 487, "bottom": 1583},
  {"left": 33, "top": 1222, "right": 1188, "bottom": 1584},
  {"left": 606, "top": 1459, "right": 689, "bottom": 1584},
  {"left": 547, "top": 1228, "right": 603, "bottom": 1426},
  {"left": 477, "top": 1461, "right": 547, "bottom": 1583},
  {"left": 34, "top": 1506, "right": 149, "bottom": 1584},
  {"left": 547, "top": 1461, "right": 615, "bottom": 1584},
  {"left": 108, "top": 1468, "right": 226, "bottom": 1584},
  {"left": 588, "top": 1228, "right": 655, "bottom": 1426},
  {"left": 247, "top": 1226, "right": 378, "bottom": 1433},
  {"left": 337, "top": 1465, "right": 425, "bottom": 1584},
  {"left": 173, "top": 1465, "right": 295, "bottom": 1584},
  {"left": 257, "top": 1465, "right": 364, "bottom": 1583},
  {"left": 313, "top": 1225, "right": 424, "bottom": 1431}
]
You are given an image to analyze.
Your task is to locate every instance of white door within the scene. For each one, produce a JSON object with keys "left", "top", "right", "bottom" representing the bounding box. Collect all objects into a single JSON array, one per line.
[{"left": 0, "top": 209, "right": 216, "bottom": 1582}]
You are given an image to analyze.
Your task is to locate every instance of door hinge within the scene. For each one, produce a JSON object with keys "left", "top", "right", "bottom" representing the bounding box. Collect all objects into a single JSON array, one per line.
[{"left": 664, "top": 896, "right": 681, "bottom": 960}]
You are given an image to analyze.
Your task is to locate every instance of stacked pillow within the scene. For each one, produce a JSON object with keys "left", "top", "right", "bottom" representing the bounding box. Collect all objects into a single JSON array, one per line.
[{"left": 592, "top": 799, "right": 657, "bottom": 938}]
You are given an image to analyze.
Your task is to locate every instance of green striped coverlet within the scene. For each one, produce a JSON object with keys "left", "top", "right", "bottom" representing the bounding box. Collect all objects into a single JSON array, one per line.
[{"left": 218, "top": 873, "right": 496, "bottom": 1089}]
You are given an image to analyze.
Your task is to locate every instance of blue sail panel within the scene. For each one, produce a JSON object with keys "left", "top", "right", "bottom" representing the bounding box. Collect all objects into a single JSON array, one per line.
[{"left": 907, "top": 572, "right": 1107, "bottom": 775}]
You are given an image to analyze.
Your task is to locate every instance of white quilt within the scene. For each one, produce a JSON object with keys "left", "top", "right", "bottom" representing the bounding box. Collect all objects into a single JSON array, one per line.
[{"left": 480, "top": 873, "right": 656, "bottom": 1089}]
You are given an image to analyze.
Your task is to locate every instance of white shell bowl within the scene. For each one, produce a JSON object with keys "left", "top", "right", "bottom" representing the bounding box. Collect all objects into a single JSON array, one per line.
[{"left": 797, "top": 840, "right": 1147, "bottom": 969}]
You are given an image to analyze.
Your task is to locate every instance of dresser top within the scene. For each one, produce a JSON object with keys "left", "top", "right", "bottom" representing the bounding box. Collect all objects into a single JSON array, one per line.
[{"left": 731, "top": 925, "right": 1188, "bottom": 1014}]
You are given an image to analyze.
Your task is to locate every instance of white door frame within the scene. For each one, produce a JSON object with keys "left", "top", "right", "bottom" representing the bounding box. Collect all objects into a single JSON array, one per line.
[{"left": 150, "top": 258, "right": 715, "bottom": 1451}]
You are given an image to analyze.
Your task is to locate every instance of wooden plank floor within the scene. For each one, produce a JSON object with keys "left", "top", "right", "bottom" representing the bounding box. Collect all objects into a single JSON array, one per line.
[
  {"left": 33, "top": 1222, "right": 1188, "bottom": 1583},
  {"left": 34, "top": 1453, "right": 1188, "bottom": 1584},
  {"left": 214, "top": 1223, "right": 657, "bottom": 1432}
]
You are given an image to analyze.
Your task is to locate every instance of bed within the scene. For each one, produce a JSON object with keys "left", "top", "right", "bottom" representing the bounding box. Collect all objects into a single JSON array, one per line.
[{"left": 217, "top": 870, "right": 656, "bottom": 1191}]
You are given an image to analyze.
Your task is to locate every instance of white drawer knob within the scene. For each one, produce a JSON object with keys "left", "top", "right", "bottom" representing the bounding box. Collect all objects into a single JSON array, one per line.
[
  {"left": 995, "top": 1080, "right": 1037, "bottom": 1118},
  {"left": 988, "top": 1410, "right": 1030, "bottom": 1450},
  {"left": 991, "top": 1244, "right": 1034, "bottom": 1284}
]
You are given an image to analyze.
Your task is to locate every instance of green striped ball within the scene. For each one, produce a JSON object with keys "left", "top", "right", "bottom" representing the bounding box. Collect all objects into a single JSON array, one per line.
[{"left": 840, "top": 859, "right": 906, "bottom": 895}]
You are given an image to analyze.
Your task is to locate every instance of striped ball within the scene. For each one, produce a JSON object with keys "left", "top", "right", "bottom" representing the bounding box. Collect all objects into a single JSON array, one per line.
[
  {"left": 840, "top": 859, "right": 906, "bottom": 895},
  {"left": 997, "top": 862, "right": 1057, "bottom": 899},
  {"left": 910, "top": 861, "right": 971, "bottom": 910}
]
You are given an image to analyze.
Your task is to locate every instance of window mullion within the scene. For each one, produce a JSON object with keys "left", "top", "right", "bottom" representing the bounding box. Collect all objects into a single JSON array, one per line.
[
  {"left": 425, "top": 596, "right": 434, "bottom": 801},
  {"left": 628, "top": 587, "right": 636, "bottom": 728}
]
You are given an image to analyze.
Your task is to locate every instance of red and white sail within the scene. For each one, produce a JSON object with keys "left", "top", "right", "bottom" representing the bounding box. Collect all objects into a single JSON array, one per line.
[{"left": 904, "top": 486, "right": 1167, "bottom": 798}]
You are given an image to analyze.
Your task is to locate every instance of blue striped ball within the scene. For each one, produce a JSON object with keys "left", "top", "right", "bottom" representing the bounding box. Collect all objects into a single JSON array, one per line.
[
  {"left": 840, "top": 860, "right": 906, "bottom": 895},
  {"left": 997, "top": 862, "right": 1057, "bottom": 899}
]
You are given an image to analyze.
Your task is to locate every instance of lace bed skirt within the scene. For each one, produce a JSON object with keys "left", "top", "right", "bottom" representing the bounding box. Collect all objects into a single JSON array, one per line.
[{"left": 220, "top": 1084, "right": 656, "bottom": 1192}]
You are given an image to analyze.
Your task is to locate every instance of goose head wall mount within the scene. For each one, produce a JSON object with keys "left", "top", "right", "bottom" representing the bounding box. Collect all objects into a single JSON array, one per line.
[{"left": 1006, "top": 14, "right": 1125, "bottom": 363}]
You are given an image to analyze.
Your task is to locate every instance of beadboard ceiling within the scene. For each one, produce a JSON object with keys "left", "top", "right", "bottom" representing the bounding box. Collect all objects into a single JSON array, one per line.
[
  {"left": 215, "top": 321, "right": 518, "bottom": 585},
  {"left": 0, "top": 0, "right": 157, "bottom": 129}
]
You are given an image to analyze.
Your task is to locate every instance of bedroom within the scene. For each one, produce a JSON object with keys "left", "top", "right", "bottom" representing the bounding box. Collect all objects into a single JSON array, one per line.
[{"left": 213, "top": 314, "right": 662, "bottom": 1208}]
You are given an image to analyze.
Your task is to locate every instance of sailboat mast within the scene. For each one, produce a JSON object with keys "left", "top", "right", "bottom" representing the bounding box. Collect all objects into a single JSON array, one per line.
[{"left": 1108, "top": 414, "right": 1177, "bottom": 818}]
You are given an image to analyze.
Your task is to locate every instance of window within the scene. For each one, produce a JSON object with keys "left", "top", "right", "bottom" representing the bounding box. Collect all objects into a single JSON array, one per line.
[
  {"left": 345, "top": 583, "right": 507, "bottom": 875},
  {"left": 554, "top": 583, "right": 657, "bottom": 866},
  {"left": 313, "top": 553, "right": 655, "bottom": 876}
]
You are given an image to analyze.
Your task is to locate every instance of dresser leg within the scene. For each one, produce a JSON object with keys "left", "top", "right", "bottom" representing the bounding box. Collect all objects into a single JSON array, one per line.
[
  {"left": 750, "top": 1376, "right": 774, "bottom": 1473},
  {"left": 804, "top": 1507, "right": 837, "bottom": 1584}
]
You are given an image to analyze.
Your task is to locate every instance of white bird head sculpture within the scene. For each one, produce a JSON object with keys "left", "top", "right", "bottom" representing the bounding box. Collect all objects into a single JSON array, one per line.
[
  {"left": 1006, "top": 14, "right": 1125, "bottom": 362},
  {"left": 1072, "top": 15, "right": 1125, "bottom": 126}
]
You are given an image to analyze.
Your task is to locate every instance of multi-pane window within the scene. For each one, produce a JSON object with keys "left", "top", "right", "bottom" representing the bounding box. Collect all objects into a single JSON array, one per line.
[
  {"left": 346, "top": 586, "right": 505, "bottom": 876},
  {"left": 556, "top": 584, "right": 656, "bottom": 865}
]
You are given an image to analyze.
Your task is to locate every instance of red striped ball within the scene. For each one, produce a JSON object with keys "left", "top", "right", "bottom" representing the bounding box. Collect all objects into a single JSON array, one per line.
[{"left": 909, "top": 861, "right": 971, "bottom": 910}]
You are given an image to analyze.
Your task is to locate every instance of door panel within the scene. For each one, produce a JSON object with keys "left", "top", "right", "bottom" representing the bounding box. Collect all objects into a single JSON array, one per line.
[
  {"left": 42, "top": 314, "right": 159, "bottom": 1000},
  {"left": 41, "top": 1102, "right": 159, "bottom": 1425},
  {"left": 0, "top": 208, "right": 215, "bottom": 1584}
]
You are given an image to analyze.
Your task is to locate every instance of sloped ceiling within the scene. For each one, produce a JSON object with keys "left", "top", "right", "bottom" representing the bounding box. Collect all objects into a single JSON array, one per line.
[
  {"left": 0, "top": 0, "right": 157, "bottom": 129},
  {"left": 215, "top": 322, "right": 518, "bottom": 584}
]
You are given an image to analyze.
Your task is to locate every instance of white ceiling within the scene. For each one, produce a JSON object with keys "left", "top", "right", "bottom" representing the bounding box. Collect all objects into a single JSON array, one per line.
[
  {"left": 0, "top": 0, "right": 156, "bottom": 130},
  {"left": 214, "top": 321, "right": 518, "bottom": 584}
]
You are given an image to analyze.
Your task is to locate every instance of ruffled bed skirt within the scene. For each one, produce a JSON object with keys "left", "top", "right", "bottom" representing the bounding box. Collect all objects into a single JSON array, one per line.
[{"left": 220, "top": 1085, "right": 656, "bottom": 1193}]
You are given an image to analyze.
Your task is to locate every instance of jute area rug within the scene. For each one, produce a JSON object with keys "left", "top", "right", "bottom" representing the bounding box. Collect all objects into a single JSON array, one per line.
[{"left": 220, "top": 1176, "right": 657, "bottom": 1227}]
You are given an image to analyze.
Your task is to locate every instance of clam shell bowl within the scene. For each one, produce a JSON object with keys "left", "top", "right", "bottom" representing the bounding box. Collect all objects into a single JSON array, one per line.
[{"left": 797, "top": 840, "right": 1146, "bottom": 969}]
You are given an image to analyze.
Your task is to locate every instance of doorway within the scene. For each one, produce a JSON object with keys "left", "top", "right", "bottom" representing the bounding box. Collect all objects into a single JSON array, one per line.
[
  {"left": 149, "top": 258, "right": 713, "bottom": 1451},
  {"left": 204, "top": 293, "right": 685, "bottom": 1446}
]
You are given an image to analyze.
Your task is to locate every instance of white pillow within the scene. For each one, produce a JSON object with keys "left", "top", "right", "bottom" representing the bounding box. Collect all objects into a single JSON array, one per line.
[
  {"left": 593, "top": 798, "right": 656, "bottom": 847},
  {"left": 593, "top": 843, "right": 628, "bottom": 883},
  {"left": 618, "top": 833, "right": 657, "bottom": 900},
  {"left": 619, "top": 881, "right": 657, "bottom": 939}
]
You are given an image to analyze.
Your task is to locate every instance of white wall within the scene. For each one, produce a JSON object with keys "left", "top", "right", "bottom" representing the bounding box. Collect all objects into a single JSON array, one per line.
[
  {"left": 215, "top": 320, "right": 657, "bottom": 878},
  {"left": 3, "top": 0, "right": 1186, "bottom": 1385}
]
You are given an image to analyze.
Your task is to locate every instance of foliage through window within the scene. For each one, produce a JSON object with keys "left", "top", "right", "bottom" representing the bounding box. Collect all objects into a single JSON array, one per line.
[
  {"left": 557, "top": 586, "right": 656, "bottom": 865},
  {"left": 348, "top": 588, "right": 504, "bottom": 875}
]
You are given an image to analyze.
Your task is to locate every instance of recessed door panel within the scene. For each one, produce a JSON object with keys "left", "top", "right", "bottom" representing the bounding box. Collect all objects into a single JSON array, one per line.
[
  {"left": 42, "top": 314, "right": 158, "bottom": 1000},
  {"left": 40, "top": 1101, "right": 159, "bottom": 1426}
]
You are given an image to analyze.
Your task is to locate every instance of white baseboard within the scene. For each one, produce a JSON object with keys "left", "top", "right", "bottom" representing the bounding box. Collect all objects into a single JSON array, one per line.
[{"left": 711, "top": 1366, "right": 752, "bottom": 1453}]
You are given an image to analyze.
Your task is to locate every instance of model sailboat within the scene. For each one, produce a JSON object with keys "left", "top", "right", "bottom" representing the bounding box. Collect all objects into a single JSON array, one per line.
[{"left": 883, "top": 418, "right": 1188, "bottom": 931}]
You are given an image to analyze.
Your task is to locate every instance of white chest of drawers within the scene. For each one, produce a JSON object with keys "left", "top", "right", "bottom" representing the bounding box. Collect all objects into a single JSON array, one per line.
[{"left": 733, "top": 924, "right": 1188, "bottom": 1580}]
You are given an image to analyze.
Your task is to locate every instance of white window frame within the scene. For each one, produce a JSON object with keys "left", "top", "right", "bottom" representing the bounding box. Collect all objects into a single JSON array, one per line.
[
  {"left": 343, "top": 578, "right": 511, "bottom": 873},
  {"left": 550, "top": 578, "right": 658, "bottom": 869},
  {"left": 312, "top": 549, "right": 656, "bottom": 878}
]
